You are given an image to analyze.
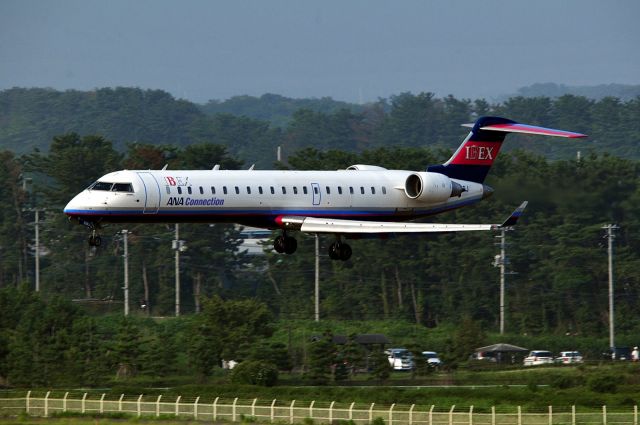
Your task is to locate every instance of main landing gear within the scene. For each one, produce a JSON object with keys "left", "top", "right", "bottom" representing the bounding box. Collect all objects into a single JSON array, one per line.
[
  {"left": 329, "top": 239, "right": 352, "bottom": 261},
  {"left": 274, "top": 232, "right": 298, "bottom": 254},
  {"left": 273, "top": 232, "right": 352, "bottom": 261}
]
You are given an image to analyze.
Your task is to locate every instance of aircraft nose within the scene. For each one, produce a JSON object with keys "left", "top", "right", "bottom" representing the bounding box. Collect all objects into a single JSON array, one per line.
[
  {"left": 482, "top": 184, "right": 494, "bottom": 199},
  {"left": 63, "top": 193, "right": 83, "bottom": 215}
]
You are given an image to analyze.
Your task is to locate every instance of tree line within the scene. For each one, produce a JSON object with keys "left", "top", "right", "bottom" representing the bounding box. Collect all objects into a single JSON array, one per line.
[
  {"left": 1, "top": 88, "right": 640, "bottom": 386},
  {"left": 2, "top": 88, "right": 640, "bottom": 168},
  {"left": 0, "top": 134, "right": 639, "bottom": 335}
]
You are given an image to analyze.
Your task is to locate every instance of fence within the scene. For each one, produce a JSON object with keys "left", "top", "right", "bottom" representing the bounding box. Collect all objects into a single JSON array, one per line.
[{"left": 0, "top": 391, "right": 638, "bottom": 425}]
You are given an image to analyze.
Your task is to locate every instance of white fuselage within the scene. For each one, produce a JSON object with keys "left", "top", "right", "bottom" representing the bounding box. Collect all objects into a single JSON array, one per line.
[{"left": 63, "top": 168, "right": 486, "bottom": 229}]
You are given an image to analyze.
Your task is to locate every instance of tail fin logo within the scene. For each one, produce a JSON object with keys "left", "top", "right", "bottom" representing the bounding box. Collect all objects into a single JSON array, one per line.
[
  {"left": 450, "top": 141, "right": 502, "bottom": 165},
  {"left": 465, "top": 145, "right": 494, "bottom": 161}
]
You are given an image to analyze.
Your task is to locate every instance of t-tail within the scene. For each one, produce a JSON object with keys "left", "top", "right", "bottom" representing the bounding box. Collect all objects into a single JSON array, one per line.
[{"left": 427, "top": 116, "right": 587, "bottom": 183}]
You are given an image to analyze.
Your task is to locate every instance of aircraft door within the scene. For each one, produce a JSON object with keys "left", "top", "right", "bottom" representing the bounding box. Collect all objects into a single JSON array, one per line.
[
  {"left": 137, "top": 172, "right": 161, "bottom": 214},
  {"left": 311, "top": 183, "right": 321, "bottom": 206}
]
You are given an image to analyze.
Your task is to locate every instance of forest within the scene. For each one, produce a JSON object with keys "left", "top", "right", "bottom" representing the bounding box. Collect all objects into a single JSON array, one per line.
[{"left": 0, "top": 88, "right": 639, "bottom": 387}]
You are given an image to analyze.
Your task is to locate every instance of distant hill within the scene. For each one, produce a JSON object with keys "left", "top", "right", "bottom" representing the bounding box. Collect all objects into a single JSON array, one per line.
[
  {"left": 0, "top": 87, "right": 204, "bottom": 153},
  {"left": 2, "top": 87, "right": 639, "bottom": 166},
  {"left": 199, "top": 93, "right": 361, "bottom": 127},
  {"left": 511, "top": 83, "right": 640, "bottom": 101}
]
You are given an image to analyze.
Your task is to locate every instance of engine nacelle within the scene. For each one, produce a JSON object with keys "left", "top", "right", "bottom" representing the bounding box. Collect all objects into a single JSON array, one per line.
[
  {"left": 404, "top": 172, "right": 464, "bottom": 202},
  {"left": 346, "top": 164, "right": 388, "bottom": 171}
]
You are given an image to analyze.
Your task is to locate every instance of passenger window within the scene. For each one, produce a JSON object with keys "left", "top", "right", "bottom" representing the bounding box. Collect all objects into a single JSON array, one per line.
[
  {"left": 199, "top": 186, "right": 204, "bottom": 194},
  {"left": 282, "top": 186, "right": 286, "bottom": 194},
  {"left": 270, "top": 186, "right": 275, "bottom": 194},
  {"left": 235, "top": 186, "right": 240, "bottom": 194},
  {"left": 187, "top": 187, "right": 192, "bottom": 195},
  {"left": 166, "top": 186, "right": 171, "bottom": 194},
  {"left": 246, "top": 186, "right": 251, "bottom": 194},
  {"left": 178, "top": 187, "right": 182, "bottom": 195},
  {"left": 338, "top": 187, "right": 343, "bottom": 195},
  {"left": 259, "top": 186, "right": 263, "bottom": 195},
  {"left": 349, "top": 187, "right": 354, "bottom": 195},
  {"left": 326, "top": 186, "right": 331, "bottom": 194},
  {"left": 223, "top": 186, "right": 228, "bottom": 195},
  {"left": 211, "top": 186, "right": 216, "bottom": 194},
  {"left": 293, "top": 186, "right": 298, "bottom": 195},
  {"left": 382, "top": 186, "right": 387, "bottom": 195},
  {"left": 314, "top": 186, "right": 319, "bottom": 194},
  {"left": 360, "top": 187, "right": 365, "bottom": 194},
  {"left": 371, "top": 187, "right": 376, "bottom": 194},
  {"left": 303, "top": 186, "right": 308, "bottom": 195}
]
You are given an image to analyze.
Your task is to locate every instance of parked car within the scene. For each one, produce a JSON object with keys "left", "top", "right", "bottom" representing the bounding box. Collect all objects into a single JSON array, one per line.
[
  {"left": 469, "top": 351, "right": 497, "bottom": 362},
  {"left": 421, "top": 351, "right": 442, "bottom": 367},
  {"left": 603, "top": 347, "right": 631, "bottom": 361},
  {"left": 385, "top": 348, "right": 414, "bottom": 371},
  {"left": 523, "top": 350, "right": 554, "bottom": 366},
  {"left": 555, "top": 351, "right": 583, "bottom": 364}
]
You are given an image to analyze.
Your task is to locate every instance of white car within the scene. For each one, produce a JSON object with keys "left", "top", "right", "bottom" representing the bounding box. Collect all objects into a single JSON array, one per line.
[
  {"left": 422, "top": 351, "right": 442, "bottom": 367},
  {"left": 523, "top": 350, "right": 554, "bottom": 366},
  {"left": 385, "top": 348, "right": 414, "bottom": 371},
  {"left": 555, "top": 351, "right": 583, "bottom": 364}
]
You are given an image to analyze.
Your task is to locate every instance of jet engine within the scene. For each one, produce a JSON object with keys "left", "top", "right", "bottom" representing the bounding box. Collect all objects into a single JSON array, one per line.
[{"left": 404, "top": 172, "right": 464, "bottom": 202}]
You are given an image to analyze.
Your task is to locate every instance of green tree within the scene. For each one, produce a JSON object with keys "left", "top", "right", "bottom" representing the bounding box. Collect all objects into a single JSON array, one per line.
[
  {"left": 306, "top": 331, "right": 336, "bottom": 385},
  {"left": 111, "top": 318, "right": 144, "bottom": 378}
]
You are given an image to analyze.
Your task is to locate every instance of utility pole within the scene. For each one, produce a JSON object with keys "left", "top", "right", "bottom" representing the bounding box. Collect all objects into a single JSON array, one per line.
[
  {"left": 22, "top": 178, "right": 42, "bottom": 292},
  {"left": 34, "top": 209, "right": 41, "bottom": 292},
  {"left": 174, "top": 224, "right": 181, "bottom": 317},
  {"left": 172, "top": 224, "right": 186, "bottom": 317},
  {"left": 602, "top": 224, "right": 618, "bottom": 353},
  {"left": 493, "top": 228, "right": 515, "bottom": 334},
  {"left": 315, "top": 234, "right": 320, "bottom": 322},
  {"left": 122, "top": 229, "right": 129, "bottom": 316}
]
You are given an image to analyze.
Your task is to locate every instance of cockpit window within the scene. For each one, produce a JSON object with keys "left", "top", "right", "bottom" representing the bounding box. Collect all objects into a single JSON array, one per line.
[
  {"left": 112, "top": 183, "right": 134, "bottom": 192},
  {"left": 90, "top": 181, "right": 114, "bottom": 191}
]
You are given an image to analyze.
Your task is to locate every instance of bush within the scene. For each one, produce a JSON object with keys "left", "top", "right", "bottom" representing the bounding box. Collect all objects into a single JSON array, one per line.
[
  {"left": 371, "top": 417, "right": 386, "bottom": 425},
  {"left": 587, "top": 374, "right": 619, "bottom": 393},
  {"left": 550, "top": 374, "right": 586, "bottom": 389},
  {"left": 230, "top": 360, "right": 278, "bottom": 386}
]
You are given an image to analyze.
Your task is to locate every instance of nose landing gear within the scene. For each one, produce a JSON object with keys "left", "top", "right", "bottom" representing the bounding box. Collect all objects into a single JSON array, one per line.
[
  {"left": 78, "top": 218, "right": 103, "bottom": 247},
  {"left": 88, "top": 231, "right": 102, "bottom": 247}
]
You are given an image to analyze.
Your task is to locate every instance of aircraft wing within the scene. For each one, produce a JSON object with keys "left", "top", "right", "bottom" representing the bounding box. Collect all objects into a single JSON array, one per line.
[{"left": 279, "top": 201, "right": 528, "bottom": 234}]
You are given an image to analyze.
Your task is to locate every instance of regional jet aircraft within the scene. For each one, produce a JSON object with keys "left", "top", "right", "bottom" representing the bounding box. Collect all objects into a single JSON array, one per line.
[{"left": 64, "top": 116, "right": 586, "bottom": 260}]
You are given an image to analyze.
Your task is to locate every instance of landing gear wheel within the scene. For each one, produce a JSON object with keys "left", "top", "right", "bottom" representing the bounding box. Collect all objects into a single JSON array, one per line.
[
  {"left": 274, "top": 235, "right": 286, "bottom": 253},
  {"left": 283, "top": 236, "right": 297, "bottom": 254},
  {"left": 88, "top": 234, "right": 102, "bottom": 247},
  {"left": 329, "top": 242, "right": 341, "bottom": 260},
  {"left": 274, "top": 234, "right": 297, "bottom": 254},
  {"left": 328, "top": 242, "right": 352, "bottom": 261},
  {"left": 339, "top": 243, "right": 352, "bottom": 261}
]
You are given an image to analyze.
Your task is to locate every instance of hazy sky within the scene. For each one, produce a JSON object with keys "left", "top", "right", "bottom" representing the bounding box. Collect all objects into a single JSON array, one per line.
[{"left": 1, "top": 0, "right": 638, "bottom": 103}]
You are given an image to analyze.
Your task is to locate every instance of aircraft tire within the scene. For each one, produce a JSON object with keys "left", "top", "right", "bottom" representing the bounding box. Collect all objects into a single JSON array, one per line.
[
  {"left": 339, "top": 243, "right": 352, "bottom": 261},
  {"left": 284, "top": 236, "right": 297, "bottom": 254},
  {"left": 274, "top": 236, "right": 286, "bottom": 253},
  {"left": 328, "top": 242, "right": 341, "bottom": 260}
]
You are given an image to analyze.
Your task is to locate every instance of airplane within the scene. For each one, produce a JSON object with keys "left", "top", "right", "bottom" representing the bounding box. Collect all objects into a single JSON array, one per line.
[{"left": 64, "top": 116, "right": 586, "bottom": 260}]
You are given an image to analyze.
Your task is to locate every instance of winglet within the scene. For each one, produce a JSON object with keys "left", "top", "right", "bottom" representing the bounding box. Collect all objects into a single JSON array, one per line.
[{"left": 497, "top": 201, "right": 528, "bottom": 228}]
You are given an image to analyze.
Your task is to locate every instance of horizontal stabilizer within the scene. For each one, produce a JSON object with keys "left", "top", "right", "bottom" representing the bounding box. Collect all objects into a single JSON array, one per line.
[
  {"left": 462, "top": 122, "right": 587, "bottom": 138},
  {"left": 499, "top": 201, "right": 528, "bottom": 228}
]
